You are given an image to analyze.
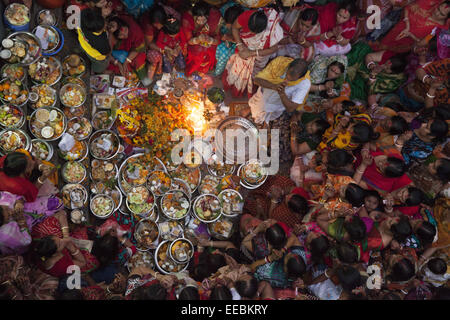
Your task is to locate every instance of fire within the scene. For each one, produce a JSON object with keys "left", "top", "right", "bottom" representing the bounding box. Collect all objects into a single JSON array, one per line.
[{"left": 184, "top": 93, "right": 206, "bottom": 134}]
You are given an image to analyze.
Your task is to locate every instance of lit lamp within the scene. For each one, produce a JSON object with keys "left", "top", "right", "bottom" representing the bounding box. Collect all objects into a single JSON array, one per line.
[{"left": 183, "top": 92, "right": 207, "bottom": 135}]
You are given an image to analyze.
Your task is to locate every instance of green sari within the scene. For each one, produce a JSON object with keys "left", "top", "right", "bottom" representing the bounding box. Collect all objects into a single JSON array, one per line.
[
  {"left": 346, "top": 42, "right": 406, "bottom": 101},
  {"left": 327, "top": 217, "right": 346, "bottom": 241}
]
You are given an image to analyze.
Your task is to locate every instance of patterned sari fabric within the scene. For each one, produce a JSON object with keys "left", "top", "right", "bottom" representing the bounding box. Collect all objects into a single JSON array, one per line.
[
  {"left": 0, "top": 255, "right": 58, "bottom": 300},
  {"left": 222, "top": 8, "right": 284, "bottom": 97},
  {"left": 346, "top": 42, "right": 406, "bottom": 101},
  {"left": 31, "top": 216, "right": 99, "bottom": 277},
  {"left": 401, "top": 132, "right": 437, "bottom": 166},
  {"left": 305, "top": 54, "right": 348, "bottom": 111},
  {"left": 410, "top": 58, "right": 450, "bottom": 107},
  {"left": 432, "top": 198, "right": 450, "bottom": 257}
]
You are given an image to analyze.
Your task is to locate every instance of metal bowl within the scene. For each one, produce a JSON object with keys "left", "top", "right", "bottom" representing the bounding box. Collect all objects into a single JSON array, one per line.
[
  {"left": 147, "top": 170, "right": 173, "bottom": 197},
  {"left": 1, "top": 64, "right": 26, "bottom": 82},
  {"left": 207, "top": 154, "right": 236, "bottom": 178},
  {"left": 90, "top": 194, "right": 115, "bottom": 219},
  {"left": 88, "top": 129, "right": 120, "bottom": 160},
  {"left": 160, "top": 190, "right": 191, "bottom": 221},
  {"left": 154, "top": 240, "right": 189, "bottom": 275},
  {"left": 0, "top": 104, "right": 26, "bottom": 129},
  {"left": 30, "top": 84, "right": 57, "bottom": 109},
  {"left": 127, "top": 250, "right": 154, "bottom": 272},
  {"left": 207, "top": 215, "right": 237, "bottom": 240},
  {"left": 62, "top": 76, "right": 87, "bottom": 89},
  {"left": 30, "top": 139, "right": 53, "bottom": 161},
  {"left": 126, "top": 186, "right": 156, "bottom": 219},
  {"left": 134, "top": 218, "right": 160, "bottom": 251},
  {"left": 89, "top": 160, "right": 118, "bottom": 182},
  {"left": 91, "top": 110, "right": 116, "bottom": 131},
  {"left": 37, "top": 9, "right": 57, "bottom": 26},
  {"left": 58, "top": 140, "right": 88, "bottom": 162},
  {"left": 192, "top": 194, "right": 222, "bottom": 224},
  {"left": 218, "top": 189, "right": 244, "bottom": 217},
  {"left": 0, "top": 78, "right": 29, "bottom": 107},
  {"left": 158, "top": 220, "right": 184, "bottom": 241},
  {"left": 6, "top": 32, "right": 42, "bottom": 66},
  {"left": 4, "top": 3, "right": 30, "bottom": 28},
  {"left": 61, "top": 161, "right": 87, "bottom": 184},
  {"left": 32, "top": 25, "right": 60, "bottom": 54},
  {"left": 62, "top": 54, "right": 86, "bottom": 78},
  {"left": 168, "top": 238, "right": 194, "bottom": 264},
  {"left": 170, "top": 178, "right": 192, "bottom": 200},
  {"left": 28, "top": 106, "right": 67, "bottom": 141},
  {"left": 29, "top": 56, "right": 62, "bottom": 86},
  {"left": 118, "top": 153, "right": 150, "bottom": 194},
  {"left": 237, "top": 159, "right": 268, "bottom": 190},
  {"left": 62, "top": 183, "right": 88, "bottom": 210},
  {"left": 0, "top": 128, "right": 31, "bottom": 155},
  {"left": 172, "top": 164, "right": 202, "bottom": 194},
  {"left": 67, "top": 116, "right": 93, "bottom": 141},
  {"left": 59, "top": 83, "right": 86, "bottom": 108}
]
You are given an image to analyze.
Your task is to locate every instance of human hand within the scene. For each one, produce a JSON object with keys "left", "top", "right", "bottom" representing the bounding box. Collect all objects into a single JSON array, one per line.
[
  {"left": 276, "top": 82, "right": 287, "bottom": 94},
  {"left": 429, "top": 78, "right": 444, "bottom": 89},
  {"left": 238, "top": 47, "right": 253, "bottom": 59},
  {"left": 292, "top": 278, "right": 305, "bottom": 289},
  {"left": 268, "top": 249, "right": 284, "bottom": 262},
  {"left": 325, "top": 81, "right": 335, "bottom": 90},
  {"left": 332, "top": 26, "right": 342, "bottom": 37},
  {"left": 398, "top": 131, "right": 413, "bottom": 144},
  {"left": 362, "top": 153, "right": 373, "bottom": 167}
]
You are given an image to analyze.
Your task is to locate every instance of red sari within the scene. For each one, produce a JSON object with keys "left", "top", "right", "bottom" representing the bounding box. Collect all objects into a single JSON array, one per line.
[
  {"left": 108, "top": 15, "right": 147, "bottom": 79},
  {"left": 372, "top": 0, "right": 449, "bottom": 53},
  {"left": 31, "top": 216, "right": 99, "bottom": 277},
  {"left": 0, "top": 156, "right": 38, "bottom": 202},
  {"left": 182, "top": 8, "right": 222, "bottom": 76}
]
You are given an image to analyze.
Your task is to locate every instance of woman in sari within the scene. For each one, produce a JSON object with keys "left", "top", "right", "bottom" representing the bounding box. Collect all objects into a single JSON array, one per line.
[
  {"left": 277, "top": 7, "right": 320, "bottom": 62},
  {"left": 107, "top": 15, "right": 149, "bottom": 84},
  {"left": 213, "top": 4, "right": 245, "bottom": 77},
  {"left": 31, "top": 211, "right": 99, "bottom": 278},
  {"left": 304, "top": 54, "right": 348, "bottom": 112},
  {"left": 371, "top": 0, "right": 450, "bottom": 54},
  {"left": 222, "top": 8, "right": 284, "bottom": 97},
  {"left": 409, "top": 158, "right": 450, "bottom": 200},
  {"left": 346, "top": 42, "right": 408, "bottom": 106},
  {"left": 182, "top": 3, "right": 222, "bottom": 76},
  {"left": 0, "top": 151, "right": 60, "bottom": 204},
  {"left": 0, "top": 255, "right": 58, "bottom": 300},
  {"left": 311, "top": 0, "right": 358, "bottom": 57},
  {"left": 396, "top": 117, "right": 449, "bottom": 165}
]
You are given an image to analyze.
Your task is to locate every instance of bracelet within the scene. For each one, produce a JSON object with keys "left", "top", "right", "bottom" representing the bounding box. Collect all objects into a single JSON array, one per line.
[
  {"left": 357, "top": 167, "right": 366, "bottom": 174},
  {"left": 106, "top": 286, "right": 112, "bottom": 294},
  {"left": 37, "top": 177, "right": 45, "bottom": 184},
  {"left": 426, "top": 93, "right": 436, "bottom": 99},
  {"left": 394, "top": 141, "right": 404, "bottom": 148},
  {"left": 71, "top": 249, "right": 80, "bottom": 256},
  {"left": 271, "top": 199, "right": 279, "bottom": 204},
  {"left": 126, "top": 58, "right": 132, "bottom": 63},
  {"left": 265, "top": 256, "right": 270, "bottom": 263},
  {"left": 367, "top": 61, "right": 376, "bottom": 69},
  {"left": 324, "top": 32, "right": 329, "bottom": 40},
  {"left": 422, "top": 74, "right": 431, "bottom": 84},
  {"left": 324, "top": 269, "right": 331, "bottom": 279},
  {"left": 337, "top": 36, "right": 344, "bottom": 42},
  {"left": 121, "top": 238, "right": 127, "bottom": 245},
  {"left": 256, "top": 50, "right": 259, "bottom": 57},
  {"left": 299, "top": 38, "right": 306, "bottom": 45},
  {"left": 61, "top": 226, "right": 69, "bottom": 230}
]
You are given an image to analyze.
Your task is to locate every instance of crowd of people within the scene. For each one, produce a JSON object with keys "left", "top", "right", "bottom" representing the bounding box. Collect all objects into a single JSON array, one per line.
[{"left": 0, "top": 0, "right": 449, "bottom": 300}]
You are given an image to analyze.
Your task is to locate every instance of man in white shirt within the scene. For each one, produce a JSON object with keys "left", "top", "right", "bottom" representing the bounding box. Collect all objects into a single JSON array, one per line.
[{"left": 249, "top": 57, "right": 311, "bottom": 124}]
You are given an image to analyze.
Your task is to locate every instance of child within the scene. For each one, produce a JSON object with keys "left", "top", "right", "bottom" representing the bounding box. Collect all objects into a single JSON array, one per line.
[
  {"left": 420, "top": 257, "right": 450, "bottom": 287},
  {"left": 358, "top": 190, "right": 386, "bottom": 222},
  {"left": 155, "top": 17, "right": 187, "bottom": 74}
]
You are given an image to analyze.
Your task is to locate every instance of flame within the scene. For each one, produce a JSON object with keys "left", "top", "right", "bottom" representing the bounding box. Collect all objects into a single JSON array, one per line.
[{"left": 185, "top": 93, "right": 206, "bottom": 134}]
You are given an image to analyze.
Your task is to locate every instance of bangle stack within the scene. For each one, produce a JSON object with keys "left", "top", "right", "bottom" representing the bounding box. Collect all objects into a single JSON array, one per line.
[
  {"left": 422, "top": 74, "right": 431, "bottom": 84},
  {"left": 426, "top": 92, "right": 436, "bottom": 99},
  {"left": 367, "top": 61, "right": 376, "bottom": 69}
]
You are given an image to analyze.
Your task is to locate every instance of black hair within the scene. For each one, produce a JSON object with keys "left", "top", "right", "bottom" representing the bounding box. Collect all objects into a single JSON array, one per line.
[
  {"left": 327, "top": 149, "right": 354, "bottom": 175},
  {"left": 388, "top": 116, "right": 408, "bottom": 135},
  {"left": 248, "top": 11, "right": 268, "bottom": 34},
  {"left": 34, "top": 236, "right": 57, "bottom": 260},
  {"left": 91, "top": 233, "right": 119, "bottom": 268},
  {"left": 344, "top": 216, "right": 367, "bottom": 242},
  {"left": 0, "top": 283, "right": 13, "bottom": 300},
  {"left": 336, "top": 265, "right": 362, "bottom": 292},
  {"left": 436, "top": 158, "right": 450, "bottom": 183},
  {"left": 391, "top": 258, "right": 415, "bottom": 282},
  {"left": 210, "top": 286, "right": 232, "bottom": 300},
  {"left": 287, "top": 194, "right": 308, "bottom": 216},
  {"left": 287, "top": 58, "right": 308, "bottom": 78},
  {"left": 192, "top": 2, "right": 209, "bottom": 17},
  {"left": 416, "top": 221, "right": 436, "bottom": 246},
  {"left": 435, "top": 104, "right": 450, "bottom": 121},
  {"left": 150, "top": 4, "right": 167, "bottom": 24},
  {"left": 0, "top": 207, "right": 3, "bottom": 227},
  {"left": 207, "top": 253, "right": 226, "bottom": 275},
  {"left": 2, "top": 152, "right": 28, "bottom": 177},
  {"left": 388, "top": 54, "right": 408, "bottom": 74},
  {"left": 163, "top": 16, "right": 181, "bottom": 35},
  {"left": 57, "top": 289, "right": 84, "bottom": 300},
  {"left": 338, "top": 0, "right": 358, "bottom": 16},
  {"left": 351, "top": 122, "right": 380, "bottom": 143},
  {"left": 310, "top": 235, "right": 330, "bottom": 264},
  {"left": 328, "top": 61, "right": 345, "bottom": 74},
  {"left": 225, "top": 247, "right": 251, "bottom": 265},
  {"left": 132, "top": 283, "right": 167, "bottom": 300},
  {"left": 178, "top": 286, "right": 200, "bottom": 300},
  {"left": 345, "top": 183, "right": 366, "bottom": 207},
  {"left": 300, "top": 8, "right": 318, "bottom": 25},
  {"left": 432, "top": 287, "right": 450, "bottom": 300},
  {"left": 286, "top": 254, "right": 306, "bottom": 279},
  {"left": 265, "top": 223, "right": 287, "bottom": 249},
  {"left": 429, "top": 118, "right": 449, "bottom": 142},
  {"left": 108, "top": 16, "right": 129, "bottom": 39},
  {"left": 191, "top": 263, "right": 211, "bottom": 282},
  {"left": 382, "top": 292, "right": 402, "bottom": 300},
  {"left": 390, "top": 217, "right": 412, "bottom": 243},
  {"left": 384, "top": 157, "right": 407, "bottom": 178},
  {"left": 364, "top": 190, "right": 384, "bottom": 213},
  {"left": 335, "top": 242, "right": 358, "bottom": 264},
  {"left": 313, "top": 118, "right": 331, "bottom": 136},
  {"left": 405, "top": 187, "right": 425, "bottom": 206},
  {"left": 81, "top": 8, "right": 105, "bottom": 33},
  {"left": 224, "top": 5, "right": 244, "bottom": 24},
  {"left": 235, "top": 276, "right": 258, "bottom": 298},
  {"left": 384, "top": 101, "right": 405, "bottom": 112},
  {"left": 427, "top": 258, "right": 447, "bottom": 275}
]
